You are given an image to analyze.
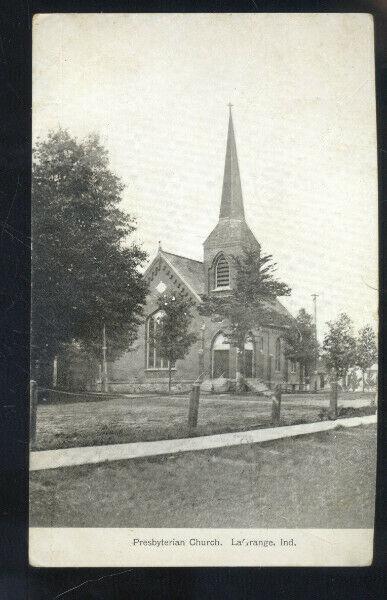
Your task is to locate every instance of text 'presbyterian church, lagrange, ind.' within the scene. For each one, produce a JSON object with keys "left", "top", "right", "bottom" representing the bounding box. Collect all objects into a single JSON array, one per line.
[{"left": 109, "top": 108, "right": 318, "bottom": 394}]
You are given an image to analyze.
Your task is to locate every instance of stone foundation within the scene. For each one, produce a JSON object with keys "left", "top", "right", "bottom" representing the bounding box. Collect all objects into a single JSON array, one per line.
[{"left": 107, "top": 379, "right": 195, "bottom": 394}]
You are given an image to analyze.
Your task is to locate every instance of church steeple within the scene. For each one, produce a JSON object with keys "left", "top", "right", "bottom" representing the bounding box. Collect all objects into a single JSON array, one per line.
[
  {"left": 219, "top": 104, "right": 245, "bottom": 220},
  {"left": 203, "top": 106, "right": 260, "bottom": 294}
]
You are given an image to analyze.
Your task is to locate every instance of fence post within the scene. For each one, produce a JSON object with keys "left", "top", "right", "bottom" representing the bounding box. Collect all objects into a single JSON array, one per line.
[
  {"left": 30, "top": 380, "right": 38, "bottom": 448},
  {"left": 188, "top": 383, "right": 201, "bottom": 430},
  {"left": 371, "top": 387, "right": 377, "bottom": 408},
  {"left": 271, "top": 384, "right": 282, "bottom": 426},
  {"left": 329, "top": 381, "right": 338, "bottom": 418}
]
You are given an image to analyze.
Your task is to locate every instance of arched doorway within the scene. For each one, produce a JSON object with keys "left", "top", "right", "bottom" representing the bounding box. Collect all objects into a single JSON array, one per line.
[
  {"left": 212, "top": 333, "right": 230, "bottom": 379},
  {"left": 244, "top": 339, "right": 254, "bottom": 378}
]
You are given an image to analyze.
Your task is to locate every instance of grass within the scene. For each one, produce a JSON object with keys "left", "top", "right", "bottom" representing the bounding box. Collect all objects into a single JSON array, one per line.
[
  {"left": 34, "top": 391, "right": 376, "bottom": 450},
  {"left": 29, "top": 423, "right": 377, "bottom": 528}
]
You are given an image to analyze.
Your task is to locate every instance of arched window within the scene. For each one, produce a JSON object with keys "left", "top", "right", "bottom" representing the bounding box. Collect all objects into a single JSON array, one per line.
[
  {"left": 215, "top": 254, "right": 230, "bottom": 288},
  {"left": 275, "top": 338, "right": 281, "bottom": 372},
  {"left": 146, "top": 311, "right": 168, "bottom": 369}
]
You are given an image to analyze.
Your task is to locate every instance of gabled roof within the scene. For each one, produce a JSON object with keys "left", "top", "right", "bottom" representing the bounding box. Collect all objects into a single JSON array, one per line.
[
  {"left": 144, "top": 248, "right": 293, "bottom": 329},
  {"left": 270, "top": 298, "right": 295, "bottom": 325},
  {"left": 161, "top": 251, "right": 205, "bottom": 296},
  {"left": 246, "top": 298, "right": 294, "bottom": 331},
  {"left": 143, "top": 249, "right": 204, "bottom": 301}
]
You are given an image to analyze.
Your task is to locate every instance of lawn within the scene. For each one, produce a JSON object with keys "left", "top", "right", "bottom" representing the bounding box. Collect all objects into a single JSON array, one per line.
[
  {"left": 30, "top": 423, "right": 377, "bottom": 528},
  {"left": 34, "top": 391, "right": 376, "bottom": 450}
]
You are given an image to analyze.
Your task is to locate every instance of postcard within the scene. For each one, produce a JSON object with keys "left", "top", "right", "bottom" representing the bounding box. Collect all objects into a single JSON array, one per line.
[{"left": 30, "top": 13, "right": 378, "bottom": 566}]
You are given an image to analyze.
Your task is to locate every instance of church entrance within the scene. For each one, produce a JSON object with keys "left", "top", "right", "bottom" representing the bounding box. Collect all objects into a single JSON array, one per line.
[
  {"left": 244, "top": 339, "right": 254, "bottom": 378},
  {"left": 213, "top": 350, "right": 230, "bottom": 379},
  {"left": 244, "top": 350, "right": 253, "bottom": 378},
  {"left": 212, "top": 333, "right": 230, "bottom": 379}
]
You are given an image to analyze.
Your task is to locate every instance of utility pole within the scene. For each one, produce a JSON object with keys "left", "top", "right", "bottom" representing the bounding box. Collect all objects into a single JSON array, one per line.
[
  {"left": 102, "top": 323, "right": 108, "bottom": 393},
  {"left": 311, "top": 294, "right": 319, "bottom": 337},
  {"left": 198, "top": 323, "right": 206, "bottom": 381},
  {"left": 311, "top": 294, "right": 319, "bottom": 391}
]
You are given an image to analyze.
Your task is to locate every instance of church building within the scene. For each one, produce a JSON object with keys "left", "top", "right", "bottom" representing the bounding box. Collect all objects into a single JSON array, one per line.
[{"left": 110, "top": 108, "right": 301, "bottom": 393}]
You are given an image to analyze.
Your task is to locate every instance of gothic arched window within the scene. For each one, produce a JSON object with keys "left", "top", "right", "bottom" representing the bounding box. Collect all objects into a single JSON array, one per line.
[
  {"left": 215, "top": 254, "right": 230, "bottom": 288},
  {"left": 146, "top": 311, "right": 168, "bottom": 369},
  {"left": 275, "top": 337, "right": 281, "bottom": 372}
]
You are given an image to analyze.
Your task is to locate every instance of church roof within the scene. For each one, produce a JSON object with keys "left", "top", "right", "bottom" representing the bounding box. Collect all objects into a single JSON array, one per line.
[
  {"left": 160, "top": 251, "right": 205, "bottom": 296},
  {"left": 259, "top": 298, "right": 294, "bottom": 329},
  {"left": 146, "top": 248, "right": 292, "bottom": 329},
  {"left": 203, "top": 216, "right": 259, "bottom": 249},
  {"left": 219, "top": 106, "right": 245, "bottom": 220}
]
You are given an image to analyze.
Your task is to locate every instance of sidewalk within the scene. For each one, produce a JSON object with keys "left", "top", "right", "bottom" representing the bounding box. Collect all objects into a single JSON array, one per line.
[{"left": 30, "top": 414, "right": 376, "bottom": 472}]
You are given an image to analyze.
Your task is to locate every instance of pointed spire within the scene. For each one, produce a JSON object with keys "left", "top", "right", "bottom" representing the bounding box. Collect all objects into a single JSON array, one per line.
[{"left": 219, "top": 105, "right": 245, "bottom": 220}]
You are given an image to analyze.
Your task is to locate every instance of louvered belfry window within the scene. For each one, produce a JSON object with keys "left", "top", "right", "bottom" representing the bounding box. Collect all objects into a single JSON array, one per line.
[{"left": 215, "top": 254, "right": 230, "bottom": 288}]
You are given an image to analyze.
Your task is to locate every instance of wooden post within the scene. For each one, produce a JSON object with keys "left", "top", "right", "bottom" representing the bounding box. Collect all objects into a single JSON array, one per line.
[
  {"left": 30, "top": 380, "right": 38, "bottom": 448},
  {"left": 188, "top": 383, "right": 201, "bottom": 429},
  {"left": 267, "top": 355, "right": 272, "bottom": 390},
  {"left": 299, "top": 364, "right": 304, "bottom": 392},
  {"left": 198, "top": 324, "right": 205, "bottom": 382},
  {"left": 371, "top": 386, "right": 377, "bottom": 408},
  {"left": 271, "top": 384, "right": 282, "bottom": 426},
  {"left": 329, "top": 381, "right": 338, "bottom": 418},
  {"left": 102, "top": 323, "right": 109, "bottom": 393}
]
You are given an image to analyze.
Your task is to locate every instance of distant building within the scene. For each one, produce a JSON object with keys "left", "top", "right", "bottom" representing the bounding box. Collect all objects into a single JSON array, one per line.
[
  {"left": 343, "top": 363, "right": 378, "bottom": 391},
  {"left": 109, "top": 108, "right": 303, "bottom": 393}
]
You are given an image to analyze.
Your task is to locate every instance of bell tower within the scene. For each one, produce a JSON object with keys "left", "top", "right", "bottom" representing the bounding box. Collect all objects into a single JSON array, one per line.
[{"left": 203, "top": 106, "right": 260, "bottom": 294}]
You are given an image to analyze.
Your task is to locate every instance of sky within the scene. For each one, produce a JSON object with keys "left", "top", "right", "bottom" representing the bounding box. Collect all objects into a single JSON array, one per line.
[{"left": 33, "top": 13, "right": 378, "bottom": 340}]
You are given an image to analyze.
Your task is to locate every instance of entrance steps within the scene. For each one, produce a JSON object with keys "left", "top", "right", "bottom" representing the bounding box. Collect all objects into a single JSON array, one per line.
[
  {"left": 200, "top": 377, "right": 273, "bottom": 396},
  {"left": 200, "top": 377, "right": 229, "bottom": 393},
  {"left": 245, "top": 378, "right": 273, "bottom": 397}
]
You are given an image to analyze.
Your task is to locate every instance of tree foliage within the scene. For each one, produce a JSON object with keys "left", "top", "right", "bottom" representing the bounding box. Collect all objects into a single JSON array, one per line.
[
  {"left": 31, "top": 129, "right": 148, "bottom": 377},
  {"left": 198, "top": 248, "right": 292, "bottom": 356},
  {"left": 152, "top": 292, "right": 198, "bottom": 391},
  {"left": 283, "top": 308, "right": 319, "bottom": 382},
  {"left": 355, "top": 325, "right": 377, "bottom": 373},
  {"left": 355, "top": 325, "right": 378, "bottom": 390},
  {"left": 322, "top": 313, "right": 356, "bottom": 379}
]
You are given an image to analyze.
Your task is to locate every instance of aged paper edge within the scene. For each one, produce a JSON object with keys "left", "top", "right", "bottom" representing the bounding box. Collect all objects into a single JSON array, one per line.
[{"left": 29, "top": 528, "right": 373, "bottom": 567}]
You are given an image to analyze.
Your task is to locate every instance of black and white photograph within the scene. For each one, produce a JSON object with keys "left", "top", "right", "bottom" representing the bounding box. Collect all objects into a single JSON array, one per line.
[{"left": 29, "top": 13, "right": 378, "bottom": 567}]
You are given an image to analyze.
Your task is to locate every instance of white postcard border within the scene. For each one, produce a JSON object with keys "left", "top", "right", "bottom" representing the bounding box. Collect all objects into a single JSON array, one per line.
[{"left": 29, "top": 528, "right": 373, "bottom": 567}]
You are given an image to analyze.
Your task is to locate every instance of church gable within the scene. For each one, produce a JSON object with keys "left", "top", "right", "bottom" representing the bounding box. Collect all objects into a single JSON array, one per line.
[
  {"left": 161, "top": 251, "right": 204, "bottom": 297},
  {"left": 144, "top": 250, "right": 204, "bottom": 304}
]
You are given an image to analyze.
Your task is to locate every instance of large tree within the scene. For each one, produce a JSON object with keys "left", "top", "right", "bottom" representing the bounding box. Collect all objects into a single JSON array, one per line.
[
  {"left": 198, "top": 247, "right": 291, "bottom": 380},
  {"left": 322, "top": 313, "right": 356, "bottom": 385},
  {"left": 32, "top": 129, "right": 148, "bottom": 383},
  {"left": 355, "top": 325, "right": 378, "bottom": 391},
  {"left": 284, "top": 308, "right": 319, "bottom": 389},
  {"left": 152, "top": 292, "right": 198, "bottom": 392}
]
